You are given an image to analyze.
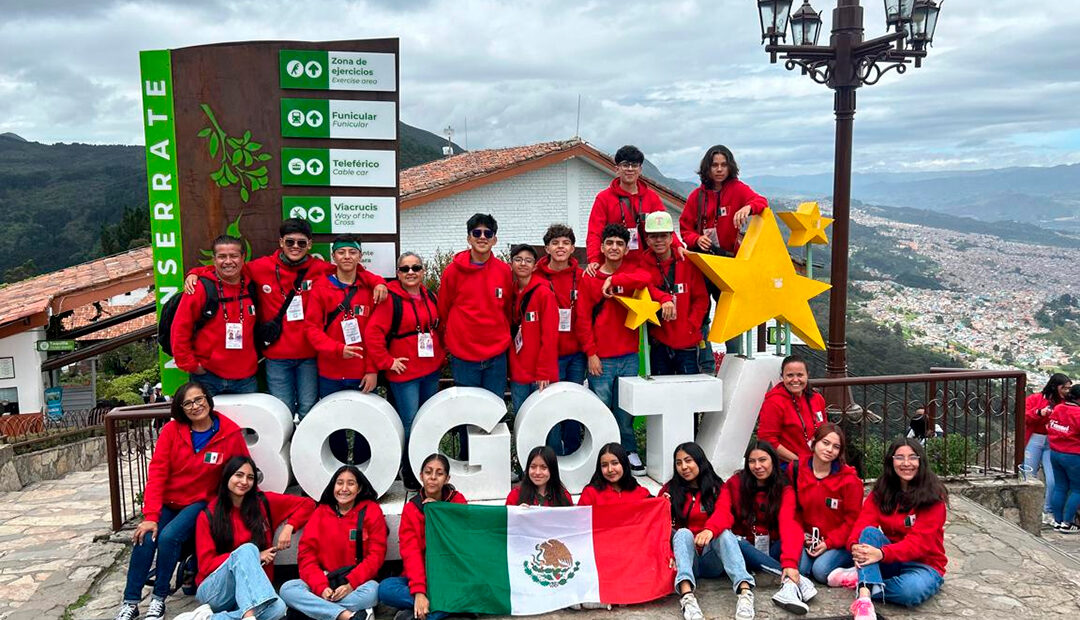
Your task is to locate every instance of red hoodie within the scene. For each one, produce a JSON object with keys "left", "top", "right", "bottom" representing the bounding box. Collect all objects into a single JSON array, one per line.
[
  {"left": 141, "top": 413, "right": 249, "bottom": 523},
  {"left": 195, "top": 492, "right": 315, "bottom": 584},
  {"left": 1026, "top": 393, "right": 1054, "bottom": 444},
  {"left": 658, "top": 483, "right": 714, "bottom": 535},
  {"left": 1048, "top": 402, "right": 1080, "bottom": 454},
  {"left": 678, "top": 181, "right": 767, "bottom": 255},
  {"left": 171, "top": 272, "right": 257, "bottom": 379},
  {"left": 304, "top": 273, "right": 383, "bottom": 380},
  {"left": 506, "top": 485, "right": 574, "bottom": 506},
  {"left": 586, "top": 178, "right": 682, "bottom": 265},
  {"left": 535, "top": 256, "right": 583, "bottom": 358},
  {"left": 298, "top": 501, "right": 388, "bottom": 593},
  {"left": 788, "top": 457, "right": 864, "bottom": 550},
  {"left": 575, "top": 264, "right": 670, "bottom": 359},
  {"left": 757, "top": 383, "right": 827, "bottom": 460},
  {"left": 640, "top": 249, "right": 710, "bottom": 350},
  {"left": 398, "top": 486, "right": 467, "bottom": 595},
  {"left": 364, "top": 281, "right": 445, "bottom": 383},
  {"left": 846, "top": 492, "right": 948, "bottom": 576},
  {"left": 437, "top": 251, "right": 513, "bottom": 362},
  {"left": 704, "top": 473, "right": 802, "bottom": 570},
  {"left": 577, "top": 484, "right": 652, "bottom": 506},
  {"left": 509, "top": 277, "right": 560, "bottom": 384}
]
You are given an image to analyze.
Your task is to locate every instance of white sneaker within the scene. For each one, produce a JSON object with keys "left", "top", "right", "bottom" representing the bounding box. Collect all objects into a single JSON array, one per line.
[
  {"left": 113, "top": 603, "right": 138, "bottom": 620},
  {"left": 628, "top": 452, "right": 646, "bottom": 476},
  {"left": 795, "top": 575, "right": 818, "bottom": 602},
  {"left": 734, "top": 588, "right": 755, "bottom": 620},
  {"left": 173, "top": 604, "right": 213, "bottom": 620},
  {"left": 144, "top": 598, "right": 166, "bottom": 620},
  {"left": 1043, "top": 512, "right": 1057, "bottom": 526},
  {"left": 680, "top": 592, "right": 704, "bottom": 620},
  {"left": 771, "top": 579, "right": 808, "bottom": 615},
  {"left": 580, "top": 602, "right": 611, "bottom": 610}
]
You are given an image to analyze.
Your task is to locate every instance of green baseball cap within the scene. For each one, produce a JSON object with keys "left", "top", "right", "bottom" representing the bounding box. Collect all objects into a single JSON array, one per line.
[{"left": 644, "top": 211, "right": 674, "bottom": 233}]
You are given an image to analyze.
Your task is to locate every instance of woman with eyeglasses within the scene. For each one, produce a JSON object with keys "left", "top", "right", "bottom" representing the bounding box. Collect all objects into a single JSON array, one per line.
[
  {"left": 365, "top": 252, "right": 445, "bottom": 488},
  {"left": 831, "top": 438, "right": 948, "bottom": 619},
  {"left": 112, "top": 382, "right": 249, "bottom": 620}
]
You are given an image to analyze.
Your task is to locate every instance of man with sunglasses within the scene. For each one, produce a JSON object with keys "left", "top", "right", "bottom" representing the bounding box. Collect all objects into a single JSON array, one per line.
[{"left": 584, "top": 145, "right": 683, "bottom": 277}]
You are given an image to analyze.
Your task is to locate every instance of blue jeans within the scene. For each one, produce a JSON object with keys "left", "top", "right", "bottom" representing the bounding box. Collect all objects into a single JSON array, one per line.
[
  {"left": 559, "top": 353, "right": 587, "bottom": 385},
  {"left": 1050, "top": 450, "right": 1080, "bottom": 524},
  {"left": 736, "top": 537, "right": 784, "bottom": 576},
  {"left": 265, "top": 357, "right": 318, "bottom": 419},
  {"left": 1026, "top": 433, "right": 1055, "bottom": 512},
  {"left": 697, "top": 320, "right": 715, "bottom": 375},
  {"left": 587, "top": 352, "right": 639, "bottom": 453},
  {"left": 450, "top": 352, "right": 508, "bottom": 460},
  {"left": 798, "top": 548, "right": 853, "bottom": 584},
  {"left": 196, "top": 543, "right": 286, "bottom": 620},
  {"left": 388, "top": 371, "right": 441, "bottom": 438},
  {"left": 855, "top": 527, "right": 943, "bottom": 607},
  {"left": 279, "top": 578, "right": 378, "bottom": 620},
  {"left": 377, "top": 576, "right": 447, "bottom": 620},
  {"left": 318, "top": 376, "right": 366, "bottom": 399},
  {"left": 650, "top": 341, "right": 699, "bottom": 376},
  {"left": 197, "top": 371, "right": 257, "bottom": 397},
  {"left": 316, "top": 377, "right": 373, "bottom": 464},
  {"left": 544, "top": 354, "right": 586, "bottom": 455},
  {"left": 510, "top": 381, "right": 538, "bottom": 416},
  {"left": 673, "top": 528, "right": 755, "bottom": 593},
  {"left": 124, "top": 502, "right": 206, "bottom": 603}
]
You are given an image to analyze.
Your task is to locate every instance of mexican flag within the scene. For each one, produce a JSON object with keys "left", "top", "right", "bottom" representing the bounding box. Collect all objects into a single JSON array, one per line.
[{"left": 425, "top": 498, "right": 674, "bottom": 616}]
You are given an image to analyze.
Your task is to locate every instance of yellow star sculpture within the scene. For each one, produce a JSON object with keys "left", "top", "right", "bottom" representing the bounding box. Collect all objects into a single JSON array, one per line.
[
  {"left": 687, "top": 208, "right": 832, "bottom": 350},
  {"left": 777, "top": 201, "right": 833, "bottom": 247},
  {"left": 614, "top": 287, "right": 662, "bottom": 330}
]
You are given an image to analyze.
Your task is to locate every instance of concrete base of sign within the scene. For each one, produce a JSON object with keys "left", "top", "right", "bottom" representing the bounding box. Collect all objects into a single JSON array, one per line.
[
  {"left": 618, "top": 375, "right": 722, "bottom": 483},
  {"left": 698, "top": 353, "right": 784, "bottom": 478},
  {"left": 214, "top": 394, "right": 294, "bottom": 493}
]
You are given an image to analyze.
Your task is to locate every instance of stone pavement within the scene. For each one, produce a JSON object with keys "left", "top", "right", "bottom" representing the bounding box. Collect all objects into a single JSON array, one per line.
[{"left": 5, "top": 464, "right": 1080, "bottom": 619}]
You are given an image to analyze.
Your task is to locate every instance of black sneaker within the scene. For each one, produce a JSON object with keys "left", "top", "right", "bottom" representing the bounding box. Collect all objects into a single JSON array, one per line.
[
  {"left": 113, "top": 603, "right": 139, "bottom": 620},
  {"left": 628, "top": 452, "right": 646, "bottom": 476},
  {"left": 393, "top": 610, "right": 415, "bottom": 620},
  {"left": 1057, "top": 523, "right": 1080, "bottom": 534},
  {"left": 179, "top": 553, "right": 197, "bottom": 595},
  {"left": 145, "top": 598, "right": 166, "bottom": 620}
]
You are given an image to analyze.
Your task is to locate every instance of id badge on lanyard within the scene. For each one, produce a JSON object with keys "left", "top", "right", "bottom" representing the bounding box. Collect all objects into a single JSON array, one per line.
[
  {"left": 513, "top": 328, "right": 524, "bottom": 353},
  {"left": 753, "top": 532, "right": 771, "bottom": 554},
  {"left": 704, "top": 227, "right": 719, "bottom": 246},
  {"left": 285, "top": 295, "right": 304, "bottom": 321},
  {"left": 417, "top": 332, "right": 435, "bottom": 358},
  {"left": 628, "top": 227, "right": 640, "bottom": 250},
  {"left": 225, "top": 322, "right": 244, "bottom": 350},
  {"left": 340, "top": 318, "right": 362, "bottom": 345},
  {"left": 558, "top": 308, "right": 572, "bottom": 332}
]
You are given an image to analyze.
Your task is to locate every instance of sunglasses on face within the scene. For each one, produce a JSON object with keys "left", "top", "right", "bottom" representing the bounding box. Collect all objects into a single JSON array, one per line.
[
  {"left": 470, "top": 229, "right": 495, "bottom": 239},
  {"left": 283, "top": 238, "right": 309, "bottom": 248},
  {"left": 398, "top": 264, "right": 424, "bottom": 273}
]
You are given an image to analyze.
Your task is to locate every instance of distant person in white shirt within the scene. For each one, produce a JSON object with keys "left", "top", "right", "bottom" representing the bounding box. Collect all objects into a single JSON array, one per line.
[{"left": 907, "top": 408, "right": 944, "bottom": 444}]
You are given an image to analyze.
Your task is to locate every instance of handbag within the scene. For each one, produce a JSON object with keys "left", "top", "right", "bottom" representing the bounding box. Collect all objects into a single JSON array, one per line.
[{"left": 326, "top": 506, "right": 367, "bottom": 589}]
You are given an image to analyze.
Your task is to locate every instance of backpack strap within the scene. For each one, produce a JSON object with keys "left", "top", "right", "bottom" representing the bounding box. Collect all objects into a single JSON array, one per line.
[
  {"left": 193, "top": 277, "right": 219, "bottom": 333},
  {"left": 323, "top": 285, "right": 361, "bottom": 331},
  {"left": 510, "top": 287, "right": 540, "bottom": 340},
  {"left": 696, "top": 189, "right": 706, "bottom": 235},
  {"left": 354, "top": 506, "right": 367, "bottom": 564},
  {"left": 387, "top": 287, "right": 439, "bottom": 343}
]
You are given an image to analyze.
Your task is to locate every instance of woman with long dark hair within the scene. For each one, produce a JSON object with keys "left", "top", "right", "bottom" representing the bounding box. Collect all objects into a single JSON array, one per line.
[
  {"left": 831, "top": 438, "right": 948, "bottom": 619},
  {"left": 1048, "top": 384, "right": 1080, "bottom": 532},
  {"left": 113, "top": 382, "right": 248, "bottom": 620},
  {"left": 177, "top": 456, "right": 314, "bottom": 620},
  {"left": 791, "top": 424, "right": 862, "bottom": 584},
  {"left": 280, "top": 465, "right": 387, "bottom": 620},
  {"left": 678, "top": 145, "right": 767, "bottom": 257},
  {"left": 1026, "top": 373, "right": 1072, "bottom": 523},
  {"left": 703, "top": 442, "right": 816, "bottom": 616},
  {"left": 758, "top": 355, "right": 827, "bottom": 464},
  {"left": 507, "top": 446, "right": 572, "bottom": 506},
  {"left": 577, "top": 442, "right": 651, "bottom": 506},
  {"left": 378, "top": 453, "right": 466, "bottom": 620}
]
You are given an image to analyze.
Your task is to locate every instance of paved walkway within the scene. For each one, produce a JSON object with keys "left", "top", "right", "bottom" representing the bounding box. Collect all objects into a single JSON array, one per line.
[{"left": 4, "top": 465, "right": 1080, "bottom": 619}]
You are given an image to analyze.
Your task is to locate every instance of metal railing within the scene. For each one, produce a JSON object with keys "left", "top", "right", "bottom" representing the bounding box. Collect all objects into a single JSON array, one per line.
[
  {"left": 1, "top": 407, "right": 112, "bottom": 452},
  {"left": 814, "top": 369, "right": 1026, "bottom": 480},
  {"left": 104, "top": 404, "right": 171, "bottom": 530}
]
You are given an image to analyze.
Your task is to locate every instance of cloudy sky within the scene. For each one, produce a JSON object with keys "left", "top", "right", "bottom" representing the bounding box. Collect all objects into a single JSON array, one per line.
[{"left": 1, "top": 0, "right": 1077, "bottom": 179}]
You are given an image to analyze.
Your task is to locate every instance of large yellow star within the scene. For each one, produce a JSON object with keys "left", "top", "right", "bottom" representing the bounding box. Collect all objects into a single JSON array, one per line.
[
  {"left": 687, "top": 208, "right": 832, "bottom": 350},
  {"left": 777, "top": 201, "right": 833, "bottom": 247},
  {"left": 614, "top": 287, "right": 662, "bottom": 330}
]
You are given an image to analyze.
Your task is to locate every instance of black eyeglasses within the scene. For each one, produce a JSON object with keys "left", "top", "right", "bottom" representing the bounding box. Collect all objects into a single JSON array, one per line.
[
  {"left": 284, "top": 238, "right": 309, "bottom": 248},
  {"left": 397, "top": 264, "right": 424, "bottom": 273},
  {"left": 181, "top": 395, "right": 207, "bottom": 410},
  {"left": 470, "top": 229, "right": 495, "bottom": 239}
]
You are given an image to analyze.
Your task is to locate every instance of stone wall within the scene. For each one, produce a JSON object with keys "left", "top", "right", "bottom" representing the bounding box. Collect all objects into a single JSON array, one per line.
[
  {"left": 951, "top": 478, "right": 1044, "bottom": 535},
  {"left": 0, "top": 436, "right": 106, "bottom": 491}
]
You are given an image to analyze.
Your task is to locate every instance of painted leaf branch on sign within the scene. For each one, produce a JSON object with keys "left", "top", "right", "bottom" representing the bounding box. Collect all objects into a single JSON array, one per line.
[
  {"left": 197, "top": 104, "right": 272, "bottom": 203},
  {"left": 199, "top": 213, "right": 253, "bottom": 265}
]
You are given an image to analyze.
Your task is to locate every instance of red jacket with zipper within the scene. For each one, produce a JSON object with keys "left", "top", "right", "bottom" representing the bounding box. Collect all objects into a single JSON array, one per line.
[
  {"left": 678, "top": 181, "right": 768, "bottom": 255},
  {"left": 575, "top": 264, "right": 671, "bottom": 359},
  {"left": 586, "top": 178, "right": 683, "bottom": 265},
  {"left": 1026, "top": 393, "right": 1053, "bottom": 444},
  {"left": 509, "top": 277, "right": 560, "bottom": 384},
  {"left": 437, "top": 251, "right": 513, "bottom": 362},
  {"left": 704, "top": 473, "right": 802, "bottom": 570},
  {"left": 398, "top": 486, "right": 467, "bottom": 595},
  {"left": 535, "top": 256, "right": 584, "bottom": 358},
  {"left": 171, "top": 272, "right": 257, "bottom": 379},
  {"left": 788, "top": 457, "right": 864, "bottom": 550},
  {"left": 658, "top": 483, "right": 713, "bottom": 535},
  {"left": 364, "top": 281, "right": 445, "bottom": 383},
  {"left": 641, "top": 249, "right": 710, "bottom": 349},
  {"left": 1048, "top": 402, "right": 1080, "bottom": 454},
  {"left": 194, "top": 492, "right": 315, "bottom": 584},
  {"left": 304, "top": 274, "right": 382, "bottom": 380},
  {"left": 847, "top": 492, "right": 947, "bottom": 576},
  {"left": 757, "top": 383, "right": 827, "bottom": 459},
  {"left": 298, "top": 501, "right": 388, "bottom": 593},
  {"left": 141, "top": 413, "right": 249, "bottom": 523}
]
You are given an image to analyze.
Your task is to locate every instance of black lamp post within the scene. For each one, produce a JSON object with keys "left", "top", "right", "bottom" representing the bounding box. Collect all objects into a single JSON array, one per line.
[{"left": 757, "top": 0, "right": 941, "bottom": 379}]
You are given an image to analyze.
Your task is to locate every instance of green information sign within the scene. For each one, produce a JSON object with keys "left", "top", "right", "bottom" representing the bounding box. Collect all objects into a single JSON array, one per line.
[
  {"left": 282, "top": 196, "right": 397, "bottom": 234},
  {"left": 279, "top": 50, "right": 396, "bottom": 92},
  {"left": 281, "top": 98, "right": 396, "bottom": 140},
  {"left": 36, "top": 340, "right": 77, "bottom": 352},
  {"left": 281, "top": 148, "right": 396, "bottom": 187}
]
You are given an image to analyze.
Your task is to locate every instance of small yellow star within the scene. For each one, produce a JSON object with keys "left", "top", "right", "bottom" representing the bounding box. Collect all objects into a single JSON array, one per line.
[
  {"left": 687, "top": 208, "right": 832, "bottom": 350},
  {"left": 614, "top": 287, "right": 662, "bottom": 330},
  {"left": 777, "top": 201, "right": 833, "bottom": 247}
]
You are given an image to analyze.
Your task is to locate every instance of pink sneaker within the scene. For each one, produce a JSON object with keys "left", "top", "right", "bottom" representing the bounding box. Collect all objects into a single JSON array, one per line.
[
  {"left": 850, "top": 596, "right": 877, "bottom": 620},
  {"left": 828, "top": 566, "right": 858, "bottom": 589}
]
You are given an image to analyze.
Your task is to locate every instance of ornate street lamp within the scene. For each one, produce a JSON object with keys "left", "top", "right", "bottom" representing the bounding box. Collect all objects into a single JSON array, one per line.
[{"left": 756, "top": 0, "right": 943, "bottom": 379}]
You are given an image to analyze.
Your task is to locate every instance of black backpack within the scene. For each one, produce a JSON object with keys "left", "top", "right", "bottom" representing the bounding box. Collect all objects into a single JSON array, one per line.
[{"left": 158, "top": 276, "right": 256, "bottom": 357}]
